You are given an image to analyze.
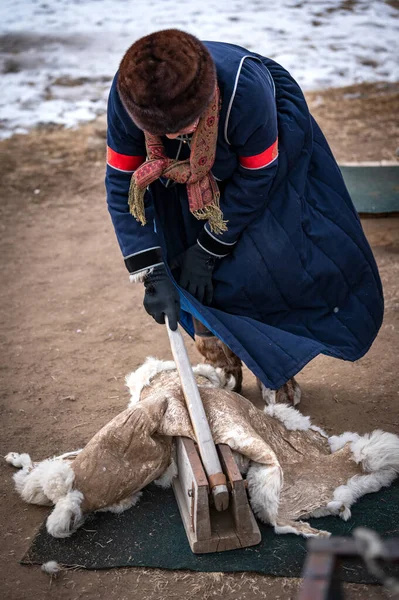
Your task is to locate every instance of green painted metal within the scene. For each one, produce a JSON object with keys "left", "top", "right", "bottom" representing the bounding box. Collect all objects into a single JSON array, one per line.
[{"left": 340, "top": 165, "right": 399, "bottom": 214}]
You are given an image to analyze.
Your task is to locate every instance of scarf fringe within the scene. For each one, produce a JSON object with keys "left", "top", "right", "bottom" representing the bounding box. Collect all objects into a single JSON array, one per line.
[
  {"left": 129, "top": 176, "right": 228, "bottom": 235},
  {"left": 129, "top": 176, "right": 147, "bottom": 226},
  {"left": 193, "top": 203, "right": 228, "bottom": 235}
]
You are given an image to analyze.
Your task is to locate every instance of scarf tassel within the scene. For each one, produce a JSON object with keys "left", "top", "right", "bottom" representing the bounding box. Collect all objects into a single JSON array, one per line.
[
  {"left": 192, "top": 194, "right": 228, "bottom": 235},
  {"left": 128, "top": 177, "right": 147, "bottom": 226},
  {"left": 128, "top": 177, "right": 228, "bottom": 235}
]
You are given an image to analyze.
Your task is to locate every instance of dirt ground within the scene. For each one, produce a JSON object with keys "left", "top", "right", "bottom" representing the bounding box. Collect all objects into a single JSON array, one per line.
[{"left": 0, "top": 82, "right": 398, "bottom": 600}]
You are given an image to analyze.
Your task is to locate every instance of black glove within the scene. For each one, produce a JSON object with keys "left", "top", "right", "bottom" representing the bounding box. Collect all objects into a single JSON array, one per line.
[
  {"left": 179, "top": 244, "right": 216, "bottom": 305},
  {"left": 143, "top": 265, "right": 180, "bottom": 330}
]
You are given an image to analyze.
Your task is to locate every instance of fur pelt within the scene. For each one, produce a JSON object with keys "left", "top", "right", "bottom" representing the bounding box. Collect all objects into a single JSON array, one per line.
[
  {"left": 194, "top": 334, "right": 243, "bottom": 393},
  {"left": 117, "top": 29, "right": 216, "bottom": 135},
  {"left": 6, "top": 358, "right": 399, "bottom": 539},
  {"left": 6, "top": 396, "right": 172, "bottom": 537}
]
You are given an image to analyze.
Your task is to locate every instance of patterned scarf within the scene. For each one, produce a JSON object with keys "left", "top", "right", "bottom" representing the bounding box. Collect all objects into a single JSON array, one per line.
[{"left": 128, "top": 86, "right": 227, "bottom": 235}]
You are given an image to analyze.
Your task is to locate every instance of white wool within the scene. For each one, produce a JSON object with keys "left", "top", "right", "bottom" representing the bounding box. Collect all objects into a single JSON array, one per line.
[
  {"left": 5, "top": 452, "right": 32, "bottom": 469},
  {"left": 192, "top": 363, "right": 223, "bottom": 388},
  {"left": 215, "top": 368, "right": 236, "bottom": 391},
  {"left": 350, "top": 430, "right": 399, "bottom": 473},
  {"left": 13, "top": 463, "right": 54, "bottom": 506},
  {"left": 259, "top": 382, "right": 276, "bottom": 405},
  {"left": 328, "top": 431, "right": 360, "bottom": 453},
  {"left": 9, "top": 452, "right": 78, "bottom": 506},
  {"left": 129, "top": 267, "right": 154, "bottom": 284},
  {"left": 97, "top": 491, "right": 143, "bottom": 514},
  {"left": 46, "top": 490, "right": 84, "bottom": 538},
  {"left": 41, "top": 561, "right": 62, "bottom": 575},
  {"left": 193, "top": 363, "right": 236, "bottom": 390},
  {"left": 326, "top": 499, "right": 352, "bottom": 521},
  {"left": 310, "top": 425, "right": 328, "bottom": 438},
  {"left": 264, "top": 403, "right": 311, "bottom": 431},
  {"left": 13, "top": 469, "right": 50, "bottom": 505},
  {"left": 246, "top": 463, "right": 283, "bottom": 526},
  {"left": 274, "top": 522, "right": 331, "bottom": 538},
  {"left": 108, "top": 492, "right": 143, "bottom": 515},
  {"left": 328, "top": 468, "right": 398, "bottom": 522},
  {"left": 154, "top": 458, "right": 178, "bottom": 488},
  {"left": 125, "top": 357, "right": 176, "bottom": 406},
  {"left": 39, "top": 459, "right": 76, "bottom": 503},
  {"left": 55, "top": 450, "right": 82, "bottom": 461}
]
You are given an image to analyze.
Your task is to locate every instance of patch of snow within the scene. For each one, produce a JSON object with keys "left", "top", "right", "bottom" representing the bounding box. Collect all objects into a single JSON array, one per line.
[{"left": 0, "top": 0, "right": 397, "bottom": 138}]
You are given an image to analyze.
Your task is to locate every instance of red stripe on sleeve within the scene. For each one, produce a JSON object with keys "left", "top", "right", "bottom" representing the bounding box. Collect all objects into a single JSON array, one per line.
[
  {"left": 107, "top": 146, "right": 145, "bottom": 172},
  {"left": 239, "top": 138, "right": 278, "bottom": 169}
]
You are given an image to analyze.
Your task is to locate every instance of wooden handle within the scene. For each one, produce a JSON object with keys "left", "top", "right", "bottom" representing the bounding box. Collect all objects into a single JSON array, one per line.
[{"left": 165, "top": 318, "right": 229, "bottom": 512}]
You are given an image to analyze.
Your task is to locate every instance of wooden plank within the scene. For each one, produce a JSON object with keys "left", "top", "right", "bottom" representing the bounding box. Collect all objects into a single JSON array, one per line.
[
  {"left": 174, "top": 437, "right": 211, "bottom": 542},
  {"left": 181, "top": 437, "right": 208, "bottom": 487},
  {"left": 218, "top": 444, "right": 242, "bottom": 483},
  {"left": 208, "top": 504, "right": 261, "bottom": 553},
  {"left": 218, "top": 444, "right": 259, "bottom": 536},
  {"left": 173, "top": 438, "right": 262, "bottom": 554},
  {"left": 166, "top": 319, "right": 229, "bottom": 511}
]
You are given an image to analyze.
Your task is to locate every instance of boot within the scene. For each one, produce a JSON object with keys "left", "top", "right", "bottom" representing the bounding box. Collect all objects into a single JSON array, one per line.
[
  {"left": 193, "top": 319, "right": 243, "bottom": 393},
  {"left": 257, "top": 376, "right": 302, "bottom": 406}
]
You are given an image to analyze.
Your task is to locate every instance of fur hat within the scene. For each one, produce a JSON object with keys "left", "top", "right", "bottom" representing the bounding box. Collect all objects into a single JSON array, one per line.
[{"left": 117, "top": 29, "right": 217, "bottom": 134}]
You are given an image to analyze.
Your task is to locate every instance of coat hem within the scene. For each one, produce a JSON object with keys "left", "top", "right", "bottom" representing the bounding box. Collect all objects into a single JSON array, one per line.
[{"left": 177, "top": 295, "right": 379, "bottom": 390}]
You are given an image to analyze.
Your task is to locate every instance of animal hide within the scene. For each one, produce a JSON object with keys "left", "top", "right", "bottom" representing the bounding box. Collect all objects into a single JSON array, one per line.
[
  {"left": 6, "top": 358, "right": 399, "bottom": 539},
  {"left": 127, "top": 359, "right": 399, "bottom": 537},
  {"left": 72, "top": 396, "right": 172, "bottom": 512}
]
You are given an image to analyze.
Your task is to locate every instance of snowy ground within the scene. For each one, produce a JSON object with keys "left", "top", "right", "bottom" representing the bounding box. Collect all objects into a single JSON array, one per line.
[{"left": 0, "top": 0, "right": 398, "bottom": 138}]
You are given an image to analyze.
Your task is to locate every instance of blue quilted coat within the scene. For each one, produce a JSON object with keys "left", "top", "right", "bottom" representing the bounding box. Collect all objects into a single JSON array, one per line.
[{"left": 105, "top": 41, "right": 383, "bottom": 389}]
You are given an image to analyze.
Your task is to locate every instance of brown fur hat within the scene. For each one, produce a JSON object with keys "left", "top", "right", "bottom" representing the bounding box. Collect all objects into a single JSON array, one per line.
[{"left": 117, "top": 29, "right": 217, "bottom": 134}]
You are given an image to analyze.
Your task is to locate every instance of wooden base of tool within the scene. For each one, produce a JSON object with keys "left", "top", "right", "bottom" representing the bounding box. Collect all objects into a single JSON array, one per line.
[{"left": 172, "top": 437, "right": 261, "bottom": 553}]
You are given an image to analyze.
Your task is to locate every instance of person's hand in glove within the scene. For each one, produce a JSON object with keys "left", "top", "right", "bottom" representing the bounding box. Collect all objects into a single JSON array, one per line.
[
  {"left": 143, "top": 265, "right": 180, "bottom": 330},
  {"left": 179, "top": 243, "right": 216, "bottom": 305}
]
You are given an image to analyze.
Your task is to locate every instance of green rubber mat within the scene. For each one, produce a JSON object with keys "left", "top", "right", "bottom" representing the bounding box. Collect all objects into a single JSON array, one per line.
[
  {"left": 21, "top": 480, "right": 399, "bottom": 584},
  {"left": 340, "top": 165, "right": 399, "bottom": 214}
]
